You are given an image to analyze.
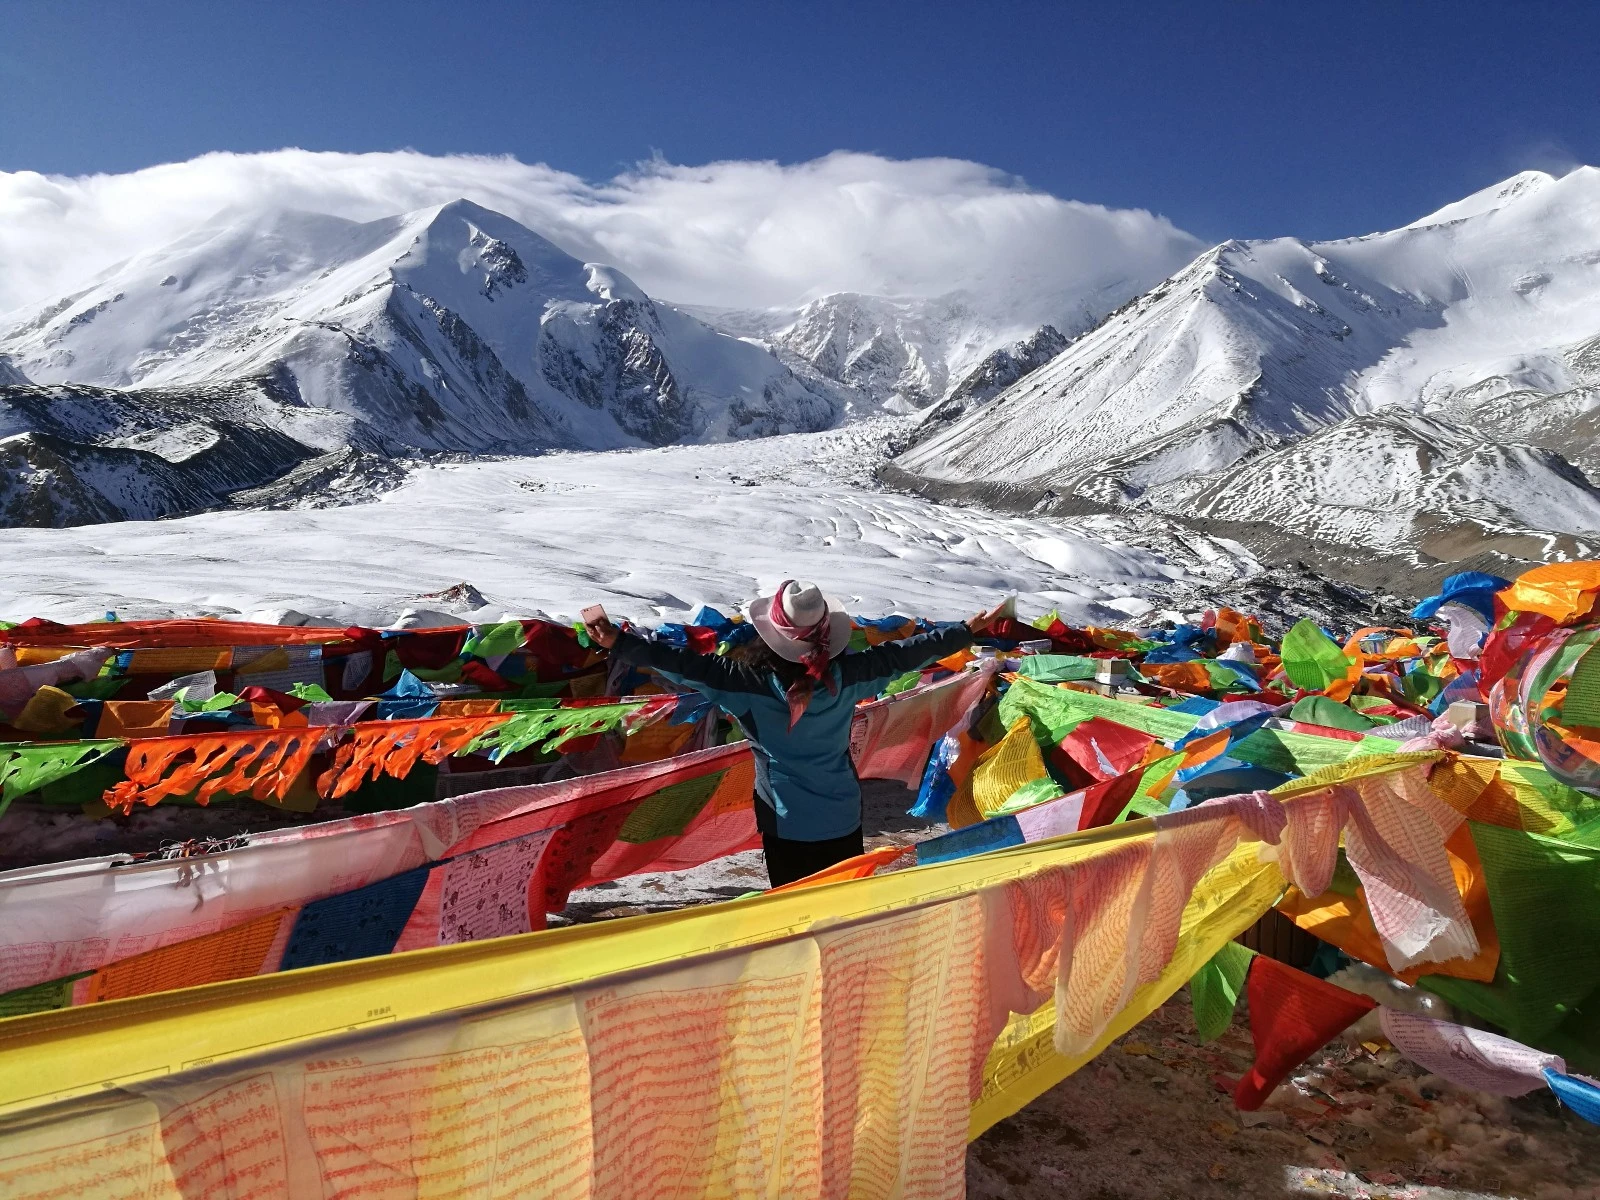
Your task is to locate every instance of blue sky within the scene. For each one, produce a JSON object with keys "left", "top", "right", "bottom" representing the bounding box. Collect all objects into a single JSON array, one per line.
[{"left": 3, "top": 0, "right": 1598, "bottom": 242}]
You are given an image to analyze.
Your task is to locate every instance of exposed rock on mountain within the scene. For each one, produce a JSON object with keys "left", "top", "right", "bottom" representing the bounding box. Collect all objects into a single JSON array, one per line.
[
  {"left": 924, "top": 324, "right": 1069, "bottom": 427},
  {"left": 0, "top": 201, "right": 846, "bottom": 453},
  {"left": 683, "top": 223, "right": 1199, "bottom": 416}
]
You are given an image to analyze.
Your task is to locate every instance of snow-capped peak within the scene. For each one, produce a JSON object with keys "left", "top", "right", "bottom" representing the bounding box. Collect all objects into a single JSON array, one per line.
[
  {"left": 1404, "top": 169, "right": 1556, "bottom": 229},
  {"left": 0, "top": 199, "right": 844, "bottom": 462},
  {"left": 892, "top": 168, "right": 1600, "bottom": 570}
]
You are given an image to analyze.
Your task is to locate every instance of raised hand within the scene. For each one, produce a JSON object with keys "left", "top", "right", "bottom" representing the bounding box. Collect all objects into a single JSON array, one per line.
[
  {"left": 584, "top": 614, "right": 621, "bottom": 648},
  {"left": 966, "top": 600, "right": 1010, "bottom": 634}
]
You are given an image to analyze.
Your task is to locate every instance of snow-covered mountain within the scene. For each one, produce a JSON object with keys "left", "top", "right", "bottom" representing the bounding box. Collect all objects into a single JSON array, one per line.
[
  {"left": 0, "top": 199, "right": 855, "bottom": 525},
  {"left": 683, "top": 237, "right": 1197, "bottom": 414},
  {"left": 891, "top": 169, "right": 1600, "bottom": 572},
  {"left": 925, "top": 325, "right": 1069, "bottom": 427},
  {"left": 1, "top": 200, "right": 845, "bottom": 453}
]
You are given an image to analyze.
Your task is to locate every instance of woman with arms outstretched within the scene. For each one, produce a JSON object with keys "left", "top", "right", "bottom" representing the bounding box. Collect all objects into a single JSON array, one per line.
[{"left": 584, "top": 581, "right": 1001, "bottom": 887}]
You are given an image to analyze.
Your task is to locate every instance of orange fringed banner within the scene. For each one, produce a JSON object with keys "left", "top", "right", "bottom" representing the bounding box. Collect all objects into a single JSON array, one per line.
[
  {"left": 0, "top": 617, "right": 360, "bottom": 649},
  {"left": 104, "top": 728, "right": 322, "bottom": 813},
  {"left": 316, "top": 713, "right": 511, "bottom": 800}
]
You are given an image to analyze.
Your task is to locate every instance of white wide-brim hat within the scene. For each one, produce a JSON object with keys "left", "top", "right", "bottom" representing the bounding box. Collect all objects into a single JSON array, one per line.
[{"left": 745, "top": 580, "right": 852, "bottom": 663}]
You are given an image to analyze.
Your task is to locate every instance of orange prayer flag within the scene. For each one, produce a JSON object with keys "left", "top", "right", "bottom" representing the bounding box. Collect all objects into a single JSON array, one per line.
[
  {"left": 316, "top": 713, "right": 510, "bottom": 800},
  {"left": 767, "top": 845, "right": 913, "bottom": 893},
  {"left": 81, "top": 908, "right": 295, "bottom": 1004},
  {"left": 95, "top": 700, "right": 175, "bottom": 739},
  {"left": 105, "top": 727, "right": 321, "bottom": 813},
  {"left": 1500, "top": 561, "right": 1600, "bottom": 625}
]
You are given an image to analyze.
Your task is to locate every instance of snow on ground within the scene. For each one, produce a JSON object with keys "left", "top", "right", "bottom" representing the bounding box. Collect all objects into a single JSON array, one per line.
[{"left": 0, "top": 419, "right": 1263, "bottom": 626}]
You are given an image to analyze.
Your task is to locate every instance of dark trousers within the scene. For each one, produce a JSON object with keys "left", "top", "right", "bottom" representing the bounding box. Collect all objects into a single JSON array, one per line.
[{"left": 754, "top": 798, "right": 864, "bottom": 888}]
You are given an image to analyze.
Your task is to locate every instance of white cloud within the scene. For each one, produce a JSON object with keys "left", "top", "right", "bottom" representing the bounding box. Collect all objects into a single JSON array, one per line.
[{"left": 0, "top": 148, "right": 1203, "bottom": 319}]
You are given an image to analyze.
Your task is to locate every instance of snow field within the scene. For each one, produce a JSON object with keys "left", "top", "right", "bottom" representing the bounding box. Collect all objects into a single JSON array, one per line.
[{"left": 0, "top": 423, "right": 1259, "bottom": 626}]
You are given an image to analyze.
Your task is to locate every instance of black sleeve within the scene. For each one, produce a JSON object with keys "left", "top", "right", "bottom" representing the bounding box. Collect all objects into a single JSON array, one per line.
[
  {"left": 838, "top": 625, "right": 975, "bottom": 689},
  {"left": 609, "top": 630, "right": 772, "bottom": 695}
]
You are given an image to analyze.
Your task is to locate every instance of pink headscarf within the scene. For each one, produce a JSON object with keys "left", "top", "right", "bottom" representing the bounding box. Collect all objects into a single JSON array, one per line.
[{"left": 768, "top": 579, "right": 840, "bottom": 728}]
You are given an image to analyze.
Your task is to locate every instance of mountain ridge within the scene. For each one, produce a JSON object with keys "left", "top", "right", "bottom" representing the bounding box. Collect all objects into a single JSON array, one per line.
[
  {"left": 0, "top": 199, "right": 853, "bottom": 525},
  {"left": 889, "top": 167, "right": 1600, "bottom": 581}
]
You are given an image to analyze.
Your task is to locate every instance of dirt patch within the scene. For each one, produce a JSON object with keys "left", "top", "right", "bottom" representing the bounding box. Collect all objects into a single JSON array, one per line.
[{"left": 968, "top": 993, "right": 1600, "bottom": 1199}]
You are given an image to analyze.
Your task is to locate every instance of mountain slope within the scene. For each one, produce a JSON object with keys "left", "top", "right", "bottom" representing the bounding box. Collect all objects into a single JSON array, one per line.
[
  {"left": 683, "top": 214, "right": 1201, "bottom": 414},
  {"left": 924, "top": 325, "right": 1069, "bottom": 427},
  {"left": 0, "top": 200, "right": 843, "bottom": 457},
  {"left": 891, "top": 168, "right": 1600, "bottom": 570}
]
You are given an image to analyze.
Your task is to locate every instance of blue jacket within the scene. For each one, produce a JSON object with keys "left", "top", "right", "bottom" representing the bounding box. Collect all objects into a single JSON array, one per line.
[{"left": 611, "top": 625, "right": 974, "bottom": 841}]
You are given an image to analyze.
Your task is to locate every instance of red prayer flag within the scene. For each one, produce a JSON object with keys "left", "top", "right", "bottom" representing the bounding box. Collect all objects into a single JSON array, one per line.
[
  {"left": 1077, "top": 769, "right": 1142, "bottom": 830},
  {"left": 1234, "top": 957, "right": 1376, "bottom": 1110},
  {"left": 1061, "top": 717, "right": 1157, "bottom": 782}
]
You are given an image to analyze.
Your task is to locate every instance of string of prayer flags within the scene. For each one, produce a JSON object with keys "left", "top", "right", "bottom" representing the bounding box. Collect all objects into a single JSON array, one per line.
[
  {"left": 103, "top": 726, "right": 321, "bottom": 813},
  {"left": 316, "top": 712, "right": 510, "bottom": 799}
]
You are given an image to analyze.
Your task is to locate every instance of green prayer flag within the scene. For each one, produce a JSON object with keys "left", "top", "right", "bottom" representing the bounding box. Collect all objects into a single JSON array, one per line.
[
  {"left": 464, "top": 620, "right": 527, "bottom": 660},
  {"left": 61, "top": 675, "right": 128, "bottom": 702},
  {"left": 1564, "top": 645, "right": 1600, "bottom": 729},
  {"left": 1015, "top": 655, "right": 1098, "bottom": 683},
  {"left": 176, "top": 688, "right": 238, "bottom": 712},
  {"left": 289, "top": 681, "right": 334, "bottom": 702},
  {"left": 1190, "top": 941, "right": 1256, "bottom": 1042},
  {"left": 882, "top": 670, "right": 921, "bottom": 697},
  {"left": 1420, "top": 822, "right": 1600, "bottom": 1059},
  {"left": 999, "top": 676, "right": 1196, "bottom": 743},
  {"left": 617, "top": 771, "right": 726, "bottom": 843},
  {"left": 1290, "top": 695, "right": 1377, "bottom": 733},
  {"left": 1280, "top": 619, "right": 1356, "bottom": 691},
  {"left": 0, "top": 740, "right": 124, "bottom": 816},
  {"left": 469, "top": 700, "right": 651, "bottom": 761},
  {"left": 992, "top": 776, "right": 1065, "bottom": 816},
  {"left": 0, "top": 973, "right": 89, "bottom": 1018},
  {"left": 1401, "top": 665, "right": 1446, "bottom": 707}
]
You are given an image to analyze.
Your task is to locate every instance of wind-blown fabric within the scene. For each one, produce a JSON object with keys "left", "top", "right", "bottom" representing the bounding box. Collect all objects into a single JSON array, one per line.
[
  {"left": 849, "top": 665, "right": 995, "bottom": 786},
  {"left": 0, "top": 754, "right": 1484, "bottom": 1199},
  {"left": 1381, "top": 1009, "right": 1563, "bottom": 1096},
  {"left": 0, "top": 745, "right": 755, "bottom": 996}
]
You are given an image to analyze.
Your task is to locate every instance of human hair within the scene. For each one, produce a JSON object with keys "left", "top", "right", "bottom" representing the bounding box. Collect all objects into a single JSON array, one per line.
[{"left": 728, "top": 636, "right": 809, "bottom": 687}]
